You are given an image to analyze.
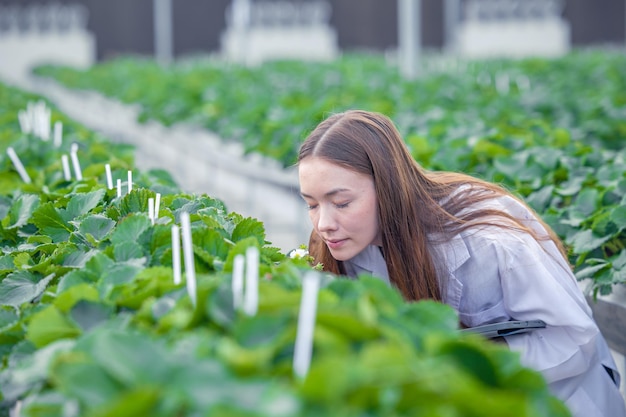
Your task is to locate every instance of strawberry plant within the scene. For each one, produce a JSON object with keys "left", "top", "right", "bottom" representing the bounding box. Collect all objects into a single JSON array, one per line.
[
  {"left": 32, "top": 51, "right": 626, "bottom": 295},
  {"left": 0, "top": 82, "right": 571, "bottom": 416}
]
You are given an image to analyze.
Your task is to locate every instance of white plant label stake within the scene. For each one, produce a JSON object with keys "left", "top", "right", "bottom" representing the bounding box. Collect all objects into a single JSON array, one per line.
[
  {"left": 70, "top": 149, "right": 82, "bottom": 180},
  {"left": 53, "top": 121, "right": 63, "bottom": 147},
  {"left": 6, "top": 147, "right": 31, "bottom": 184},
  {"left": 105, "top": 163, "right": 113, "bottom": 190},
  {"left": 243, "top": 246, "right": 259, "bottom": 316},
  {"left": 180, "top": 212, "right": 197, "bottom": 306},
  {"left": 154, "top": 193, "right": 161, "bottom": 221},
  {"left": 293, "top": 272, "right": 321, "bottom": 379},
  {"left": 148, "top": 197, "right": 155, "bottom": 225},
  {"left": 18, "top": 110, "right": 30, "bottom": 134},
  {"left": 38, "top": 105, "right": 50, "bottom": 141},
  {"left": 171, "top": 224, "right": 182, "bottom": 285},
  {"left": 127, "top": 170, "right": 133, "bottom": 193},
  {"left": 117, "top": 179, "right": 122, "bottom": 198},
  {"left": 232, "top": 254, "right": 245, "bottom": 310},
  {"left": 61, "top": 155, "right": 71, "bottom": 181}
]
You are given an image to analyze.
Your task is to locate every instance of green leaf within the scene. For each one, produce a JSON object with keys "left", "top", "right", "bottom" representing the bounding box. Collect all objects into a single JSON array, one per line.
[
  {"left": 26, "top": 305, "right": 81, "bottom": 347},
  {"left": 98, "top": 261, "right": 144, "bottom": 299},
  {"left": 0, "top": 271, "right": 56, "bottom": 307},
  {"left": 69, "top": 300, "right": 114, "bottom": 332},
  {"left": 0, "top": 195, "right": 11, "bottom": 219},
  {"left": 113, "top": 241, "right": 145, "bottom": 262},
  {"left": 233, "top": 313, "right": 290, "bottom": 348},
  {"left": 525, "top": 185, "right": 555, "bottom": 211},
  {"left": 568, "top": 229, "right": 612, "bottom": 254},
  {"left": 3, "top": 194, "right": 39, "bottom": 229},
  {"left": 438, "top": 341, "right": 499, "bottom": 387},
  {"left": 0, "top": 254, "right": 15, "bottom": 273},
  {"left": 556, "top": 176, "right": 584, "bottom": 197},
  {"left": 612, "top": 250, "right": 626, "bottom": 270},
  {"left": 206, "top": 282, "right": 237, "bottom": 328},
  {"left": 64, "top": 189, "right": 105, "bottom": 220},
  {"left": 83, "top": 252, "right": 116, "bottom": 276},
  {"left": 57, "top": 253, "right": 113, "bottom": 294},
  {"left": 618, "top": 178, "right": 626, "bottom": 198},
  {"left": 54, "top": 283, "right": 100, "bottom": 312},
  {"left": 0, "top": 307, "right": 21, "bottom": 344},
  {"left": 193, "top": 228, "right": 231, "bottom": 270},
  {"left": 31, "top": 202, "right": 73, "bottom": 242},
  {"left": 77, "top": 214, "right": 116, "bottom": 242},
  {"left": 199, "top": 207, "right": 234, "bottom": 235},
  {"left": 0, "top": 339, "right": 76, "bottom": 404},
  {"left": 119, "top": 189, "right": 152, "bottom": 217},
  {"left": 575, "top": 262, "right": 610, "bottom": 280},
  {"left": 232, "top": 217, "right": 266, "bottom": 245},
  {"left": 61, "top": 247, "right": 98, "bottom": 268},
  {"left": 110, "top": 266, "right": 175, "bottom": 310},
  {"left": 317, "top": 308, "right": 381, "bottom": 341},
  {"left": 110, "top": 214, "right": 151, "bottom": 246},
  {"left": 573, "top": 188, "right": 599, "bottom": 217},
  {"left": 611, "top": 205, "right": 626, "bottom": 229},
  {"left": 17, "top": 392, "right": 71, "bottom": 417},
  {"left": 50, "top": 360, "right": 124, "bottom": 407},
  {"left": 82, "top": 329, "right": 170, "bottom": 386},
  {"left": 86, "top": 386, "right": 162, "bottom": 417},
  {"left": 0, "top": 307, "right": 19, "bottom": 330}
]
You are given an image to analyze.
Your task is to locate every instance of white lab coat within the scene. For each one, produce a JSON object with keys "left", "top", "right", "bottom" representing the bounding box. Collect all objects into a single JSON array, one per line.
[{"left": 342, "top": 194, "right": 626, "bottom": 417}]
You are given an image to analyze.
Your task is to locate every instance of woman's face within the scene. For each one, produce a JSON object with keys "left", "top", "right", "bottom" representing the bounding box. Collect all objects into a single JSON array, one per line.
[{"left": 299, "top": 157, "right": 381, "bottom": 261}]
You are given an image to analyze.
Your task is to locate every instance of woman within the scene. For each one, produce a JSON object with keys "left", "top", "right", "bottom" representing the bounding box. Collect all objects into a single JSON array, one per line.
[{"left": 297, "top": 109, "right": 625, "bottom": 417}]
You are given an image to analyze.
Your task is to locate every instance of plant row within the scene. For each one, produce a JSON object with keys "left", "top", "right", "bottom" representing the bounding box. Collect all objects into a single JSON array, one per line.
[
  {"left": 0, "top": 83, "right": 570, "bottom": 416},
  {"left": 33, "top": 50, "right": 626, "bottom": 296}
]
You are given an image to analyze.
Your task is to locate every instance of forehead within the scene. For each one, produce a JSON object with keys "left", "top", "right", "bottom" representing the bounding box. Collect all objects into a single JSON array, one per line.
[{"left": 298, "top": 157, "right": 373, "bottom": 196}]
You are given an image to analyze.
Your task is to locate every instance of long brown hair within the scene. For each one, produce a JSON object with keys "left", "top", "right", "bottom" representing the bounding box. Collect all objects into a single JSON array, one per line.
[{"left": 298, "top": 110, "right": 568, "bottom": 302}]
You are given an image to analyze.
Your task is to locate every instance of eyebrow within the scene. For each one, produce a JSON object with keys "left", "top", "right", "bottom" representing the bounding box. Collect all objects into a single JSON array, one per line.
[{"left": 300, "top": 188, "right": 350, "bottom": 199}]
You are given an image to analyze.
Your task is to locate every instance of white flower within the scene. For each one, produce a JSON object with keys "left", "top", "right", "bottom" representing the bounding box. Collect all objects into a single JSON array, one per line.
[{"left": 289, "top": 248, "right": 309, "bottom": 259}]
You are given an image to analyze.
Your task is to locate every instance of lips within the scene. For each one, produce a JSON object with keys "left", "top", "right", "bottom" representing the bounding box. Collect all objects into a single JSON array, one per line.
[{"left": 325, "top": 238, "right": 347, "bottom": 250}]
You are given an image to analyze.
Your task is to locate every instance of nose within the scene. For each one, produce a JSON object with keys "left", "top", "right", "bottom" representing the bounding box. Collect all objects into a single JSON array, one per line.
[{"left": 315, "top": 205, "right": 337, "bottom": 233}]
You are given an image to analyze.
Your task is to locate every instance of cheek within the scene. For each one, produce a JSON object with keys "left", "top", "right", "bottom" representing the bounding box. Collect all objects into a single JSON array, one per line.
[
  {"left": 308, "top": 211, "right": 318, "bottom": 227},
  {"left": 362, "top": 199, "right": 380, "bottom": 234},
  {"left": 360, "top": 197, "right": 379, "bottom": 223}
]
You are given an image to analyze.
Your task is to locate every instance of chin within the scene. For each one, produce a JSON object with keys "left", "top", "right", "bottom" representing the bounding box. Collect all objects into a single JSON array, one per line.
[{"left": 328, "top": 246, "right": 359, "bottom": 262}]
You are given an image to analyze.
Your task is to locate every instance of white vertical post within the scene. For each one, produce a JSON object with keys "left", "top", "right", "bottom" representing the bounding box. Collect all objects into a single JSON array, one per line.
[
  {"left": 6, "top": 147, "right": 31, "bottom": 184},
  {"left": 180, "top": 212, "right": 197, "bottom": 307},
  {"left": 154, "top": 0, "right": 173, "bottom": 65},
  {"left": 293, "top": 272, "right": 321, "bottom": 379},
  {"left": 232, "top": 254, "right": 245, "bottom": 310},
  {"left": 444, "top": 0, "right": 460, "bottom": 54},
  {"left": 154, "top": 193, "right": 161, "bottom": 221},
  {"left": 148, "top": 198, "right": 155, "bottom": 225},
  {"left": 53, "top": 121, "right": 63, "bottom": 147},
  {"left": 230, "top": 0, "right": 251, "bottom": 65},
  {"left": 171, "top": 225, "right": 181, "bottom": 285},
  {"left": 398, "top": 0, "right": 421, "bottom": 79},
  {"left": 243, "top": 246, "right": 259, "bottom": 316},
  {"left": 105, "top": 164, "right": 113, "bottom": 189},
  {"left": 127, "top": 170, "right": 133, "bottom": 193},
  {"left": 61, "top": 155, "right": 71, "bottom": 181},
  {"left": 70, "top": 150, "right": 82, "bottom": 181}
]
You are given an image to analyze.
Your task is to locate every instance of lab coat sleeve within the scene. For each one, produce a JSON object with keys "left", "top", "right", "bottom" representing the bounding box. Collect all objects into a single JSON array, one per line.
[{"left": 495, "top": 233, "right": 604, "bottom": 384}]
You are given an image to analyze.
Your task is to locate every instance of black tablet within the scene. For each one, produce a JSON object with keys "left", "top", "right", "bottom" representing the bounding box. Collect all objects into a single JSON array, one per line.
[{"left": 461, "top": 319, "right": 547, "bottom": 339}]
